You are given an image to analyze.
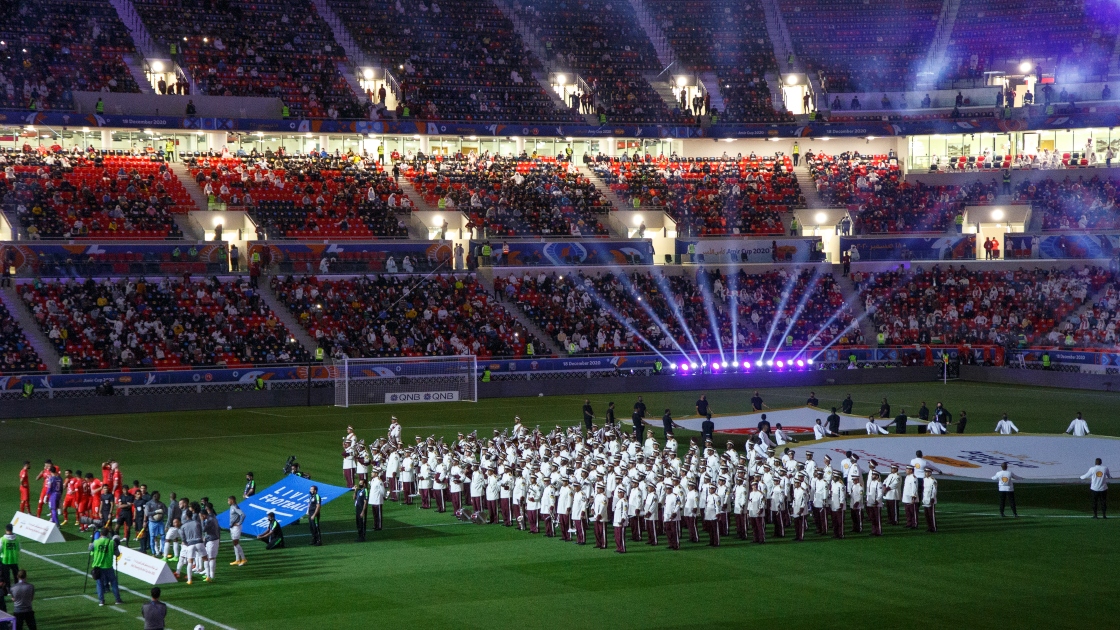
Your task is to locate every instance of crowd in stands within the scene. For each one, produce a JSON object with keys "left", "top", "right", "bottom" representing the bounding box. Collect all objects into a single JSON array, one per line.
[
  {"left": 331, "top": 0, "right": 577, "bottom": 123},
  {"left": 806, "top": 150, "right": 997, "bottom": 233},
  {"left": 1013, "top": 176, "right": 1120, "bottom": 231},
  {"left": 590, "top": 153, "right": 802, "bottom": 236},
  {"left": 185, "top": 151, "right": 410, "bottom": 239},
  {"left": 644, "top": 0, "right": 789, "bottom": 123},
  {"left": 0, "top": 0, "right": 140, "bottom": 110},
  {"left": 134, "top": 0, "right": 363, "bottom": 119},
  {"left": 273, "top": 273, "right": 539, "bottom": 358},
  {"left": 515, "top": 0, "right": 675, "bottom": 123},
  {"left": 501, "top": 267, "right": 856, "bottom": 355},
  {"left": 779, "top": 0, "right": 941, "bottom": 93},
  {"left": 944, "top": 0, "right": 1119, "bottom": 83},
  {"left": 405, "top": 152, "right": 611, "bottom": 236},
  {"left": 857, "top": 264, "right": 1110, "bottom": 346},
  {"left": 1, "top": 148, "right": 191, "bottom": 240},
  {"left": 21, "top": 276, "right": 309, "bottom": 370},
  {"left": 1065, "top": 271, "right": 1120, "bottom": 345},
  {"left": 0, "top": 301, "right": 45, "bottom": 374}
]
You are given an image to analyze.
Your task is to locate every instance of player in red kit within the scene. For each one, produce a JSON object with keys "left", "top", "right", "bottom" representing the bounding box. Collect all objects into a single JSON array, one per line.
[
  {"left": 19, "top": 461, "right": 31, "bottom": 513},
  {"left": 85, "top": 473, "right": 103, "bottom": 531},
  {"left": 61, "top": 470, "right": 82, "bottom": 525}
]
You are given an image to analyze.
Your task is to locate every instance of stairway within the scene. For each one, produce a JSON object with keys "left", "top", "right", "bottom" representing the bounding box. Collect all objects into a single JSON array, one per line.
[
  {"left": 764, "top": 70, "right": 786, "bottom": 115},
  {"left": 1, "top": 285, "right": 62, "bottom": 374},
  {"left": 698, "top": 72, "right": 725, "bottom": 113},
  {"left": 123, "top": 53, "right": 154, "bottom": 94},
  {"left": 1025, "top": 203, "right": 1043, "bottom": 232},
  {"left": 625, "top": 0, "right": 676, "bottom": 69},
  {"left": 759, "top": 0, "right": 797, "bottom": 74},
  {"left": 259, "top": 282, "right": 319, "bottom": 354},
  {"left": 830, "top": 268, "right": 877, "bottom": 344},
  {"left": 792, "top": 164, "right": 829, "bottom": 209},
  {"left": 918, "top": 0, "right": 963, "bottom": 87},
  {"left": 478, "top": 270, "right": 562, "bottom": 356},
  {"left": 646, "top": 75, "right": 682, "bottom": 113},
  {"left": 580, "top": 166, "right": 629, "bottom": 211},
  {"left": 170, "top": 163, "right": 210, "bottom": 211},
  {"left": 531, "top": 71, "right": 584, "bottom": 122}
]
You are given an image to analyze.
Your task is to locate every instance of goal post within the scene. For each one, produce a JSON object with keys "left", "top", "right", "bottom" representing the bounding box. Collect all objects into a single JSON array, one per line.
[{"left": 334, "top": 355, "right": 478, "bottom": 407}]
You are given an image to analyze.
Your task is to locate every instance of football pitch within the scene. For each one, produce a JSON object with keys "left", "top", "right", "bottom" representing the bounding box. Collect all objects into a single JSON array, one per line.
[{"left": 3, "top": 381, "right": 1119, "bottom": 629}]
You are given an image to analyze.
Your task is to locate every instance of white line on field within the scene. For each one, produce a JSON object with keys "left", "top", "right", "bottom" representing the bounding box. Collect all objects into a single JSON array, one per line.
[
  {"left": 30, "top": 420, "right": 136, "bottom": 442},
  {"left": 939, "top": 511, "right": 1100, "bottom": 519},
  {"left": 243, "top": 410, "right": 294, "bottom": 418},
  {"left": 24, "top": 549, "right": 237, "bottom": 630},
  {"left": 42, "top": 550, "right": 93, "bottom": 557}
]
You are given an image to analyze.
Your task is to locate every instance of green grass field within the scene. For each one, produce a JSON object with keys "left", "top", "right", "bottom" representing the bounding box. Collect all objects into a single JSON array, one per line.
[{"left": 3, "top": 381, "right": 1119, "bottom": 629}]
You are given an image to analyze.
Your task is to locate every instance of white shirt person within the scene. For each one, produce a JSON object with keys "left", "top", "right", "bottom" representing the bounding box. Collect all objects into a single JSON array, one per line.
[
  {"left": 1066, "top": 414, "right": 1090, "bottom": 437},
  {"left": 994, "top": 415, "right": 1019, "bottom": 435}
]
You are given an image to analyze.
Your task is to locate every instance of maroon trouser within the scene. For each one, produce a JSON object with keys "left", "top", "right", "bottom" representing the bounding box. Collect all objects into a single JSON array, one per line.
[
  {"left": 630, "top": 515, "right": 642, "bottom": 541},
  {"left": 781, "top": 507, "right": 791, "bottom": 527},
  {"left": 851, "top": 507, "right": 863, "bottom": 533},
  {"left": 925, "top": 505, "right": 937, "bottom": 532},
  {"left": 594, "top": 521, "right": 606, "bottom": 548},
  {"left": 686, "top": 516, "right": 700, "bottom": 542},
  {"left": 814, "top": 507, "right": 827, "bottom": 535},
  {"left": 574, "top": 518, "right": 586, "bottom": 544},
  {"left": 614, "top": 524, "right": 626, "bottom": 552},
  {"left": 420, "top": 487, "right": 430, "bottom": 509},
  {"left": 752, "top": 516, "right": 766, "bottom": 543},
  {"left": 402, "top": 481, "right": 414, "bottom": 504},
  {"left": 905, "top": 502, "right": 919, "bottom": 528},
  {"left": 771, "top": 510, "right": 785, "bottom": 538},
  {"left": 869, "top": 505, "right": 882, "bottom": 536},
  {"left": 451, "top": 491, "right": 462, "bottom": 512},
  {"left": 559, "top": 514, "right": 571, "bottom": 540},
  {"left": 887, "top": 499, "right": 899, "bottom": 525},
  {"left": 544, "top": 512, "right": 555, "bottom": 537},
  {"left": 832, "top": 508, "right": 846, "bottom": 538},
  {"left": 435, "top": 488, "right": 446, "bottom": 513},
  {"left": 511, "top": 503, "right": 521, "bottom": 528},
  {"left": 527, "top": 508, "right": 539, "bottom": 533},
  {"left": 344, "top": 469, "right": 354, "bottom": 488},
  {"left": 735, "top": 513, "right": 748, "bottom": 539},
  {"left": 718, "top": 512, "right": 728, "bottom": 536},
  {"left": 646, "top": 518, "right": 658, "bottom": 545},
  {"left": 794, "top": 515, "right": 806, "bottom": 540},
  {"left": 706, "top": 519, "right": 719, "bottom": 546},
  {"left": 387, "top": 476, "right": 397, "bottom": 501},
  {"left": 371, "top": 504, "right": 383, "bottom": 530},
  {"left": 666, "top": 520, "right": 680, "bottom": 549},
  {"left": 486, "top": 499, "right": 498, "bottom": 524},
  {"left": 471, "top": 496, "right": 483, "bottom": 515},
  {"left": 500, "top": 498, "right": 512, "bottom": 526}
]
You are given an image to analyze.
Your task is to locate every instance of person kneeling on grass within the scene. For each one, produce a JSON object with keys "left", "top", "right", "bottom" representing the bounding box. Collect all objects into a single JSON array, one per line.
[{"left": 257, "top": 512, "right": 285, "bottom": 549}]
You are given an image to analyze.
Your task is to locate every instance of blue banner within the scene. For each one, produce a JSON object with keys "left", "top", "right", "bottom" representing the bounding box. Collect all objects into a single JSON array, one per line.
[
  {"left": 841, "top": 235, "right": 976, "bottom": 261},
  {"left": 4, "top": 108, "right": 1117, "bottom": 139},
  {"left": 248, "top": 241, "right": 453, "bottom": 266},
  {"left": 0, "top": 365, "right": 331, "bottom": 391},
  {"left": 469, "top": 240, "right": 654, "bottom": 266},
  {"left": 1, "top": 242, "right": 228, "bottom": 274},
  {"left": 1035, "top": 234, "right": 1119, "bottom": 259},
  {"left": 674, "top": 238, "right": 820, "bottom": 262},
  {"left": 217, "top": 474, "right": 351, "bottom": 537}
]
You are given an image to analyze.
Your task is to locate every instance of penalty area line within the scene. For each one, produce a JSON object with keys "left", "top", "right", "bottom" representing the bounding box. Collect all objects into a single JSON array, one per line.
[{"left": 23, "top": 549, "right": 237, "bottom": 630}]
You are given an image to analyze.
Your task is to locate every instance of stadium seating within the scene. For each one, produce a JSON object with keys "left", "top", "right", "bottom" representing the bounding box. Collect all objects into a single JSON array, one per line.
[
  {"left": 133, "top": 0, "right": 363, "bottom": 119},
  {"left": 1, "top": 150, "right": 192, "bottom": 240},
  {"left": 515, "top": 0, "right": 676, "bottom": 123},
  {"left": 502, "top": 267, "right": 856, "bottom": 354},
  {"left": 21, "top": 276, "right": 309, "bottom": 370},
  {"left": 0, "top": 0, "right": 140, "bottom": 110},
  {"left": 643, "top": 0, "right": 789, "bottom": 122},
  {"left": 184, "top": 153, "right": 410, "bottom": 239},
  {"left": 806, "top": 152, "right": 997, "bottom": 233},
  {"left": 1013, "top": 176, "right": 1120, "bottom": 231},
  {"left": 0, "top": 301, "right": 45, "bottom": 374},
  {"left": 857, "top": 264, "right": 1109, "bottom": 346},
  {"left": 944, "top": 0, "right": 1120, "bottom": 83},
  {"left": 779, "top": 0, "right": 941, "bottom": 93},
  {"left": 329, "top": 0, "right": 578, "bottom": 123},
  {"left": 590, "top": 154, "right": 802, "bottom": 236},
  {"left": 405, "top": 155, "right": 611, "bottom": 236},
  {"left": 1065, "top": 270, "right": 1120, "bottom": 345},
  {"left": 272, "top": 273, "right": 540, "bottom": 358}
]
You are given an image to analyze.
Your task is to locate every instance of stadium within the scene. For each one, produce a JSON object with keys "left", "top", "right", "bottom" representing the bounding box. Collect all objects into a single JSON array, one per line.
[{"left": 0, "top": 0, "right": 1119, "bottom": 626}]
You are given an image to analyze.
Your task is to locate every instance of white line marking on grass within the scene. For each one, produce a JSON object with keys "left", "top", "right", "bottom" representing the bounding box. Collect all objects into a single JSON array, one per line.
[
  {"left": 243, "top": 410, "right": 294, "bottom": 418},
  {"left": 939, "top": 511, "right": 1098, "bottom": 519},
  {"left": 42, "top": 551, "right": 93, "bottom": 557},
  {"left": 24, "top": 550, "right": 237, "bottom": 630},
  {"left": 30, "top": 421, "right": 135, "bottom": 442},
  {"left": 41, "top": 594, "right": 87, "bottom": 601}
]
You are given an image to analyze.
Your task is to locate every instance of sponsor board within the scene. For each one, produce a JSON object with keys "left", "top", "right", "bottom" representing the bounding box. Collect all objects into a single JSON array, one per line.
[
  {"left": 812, "top": 435, "right": 1120, "bottom": 481},
  {"left": 384, "top": 391, "right": 461, "bottom": 404},
  {"left": 114, "top": 545, "right": 177, "bottom": 585},
  {"left": 9, "top": 512, "right": 65, "bottom": 543}
]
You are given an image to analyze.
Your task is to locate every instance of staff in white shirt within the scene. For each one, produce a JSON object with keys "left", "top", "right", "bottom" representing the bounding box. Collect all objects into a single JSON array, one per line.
[
  {"left": 991, "top": 462, "right": 1020, "bottom": 517},
  {"left": 994, "top": 414, "right": 1019, "bottom": 435},
  {"left": 865, "top": 416, "right": 889, "bottom": 435},
  {"left": 1066, "top": 412, "right": 1090, "bottom": 437},
  {"left": 1080, "top": 458, "right": 1111, "bottom": 518},
  {"left": 921, "top": 470, "right": 938, "bottom": 532}
]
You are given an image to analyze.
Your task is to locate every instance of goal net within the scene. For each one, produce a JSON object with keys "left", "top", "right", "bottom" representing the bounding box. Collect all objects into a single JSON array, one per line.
[{"left": 334, "top": 355, "right": 478, "bottom": 407}]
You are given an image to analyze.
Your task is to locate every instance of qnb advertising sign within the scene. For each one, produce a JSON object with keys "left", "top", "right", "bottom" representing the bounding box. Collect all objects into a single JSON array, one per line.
[{"left": 385, "top": 390, "right": 460, "bottom": 404}]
